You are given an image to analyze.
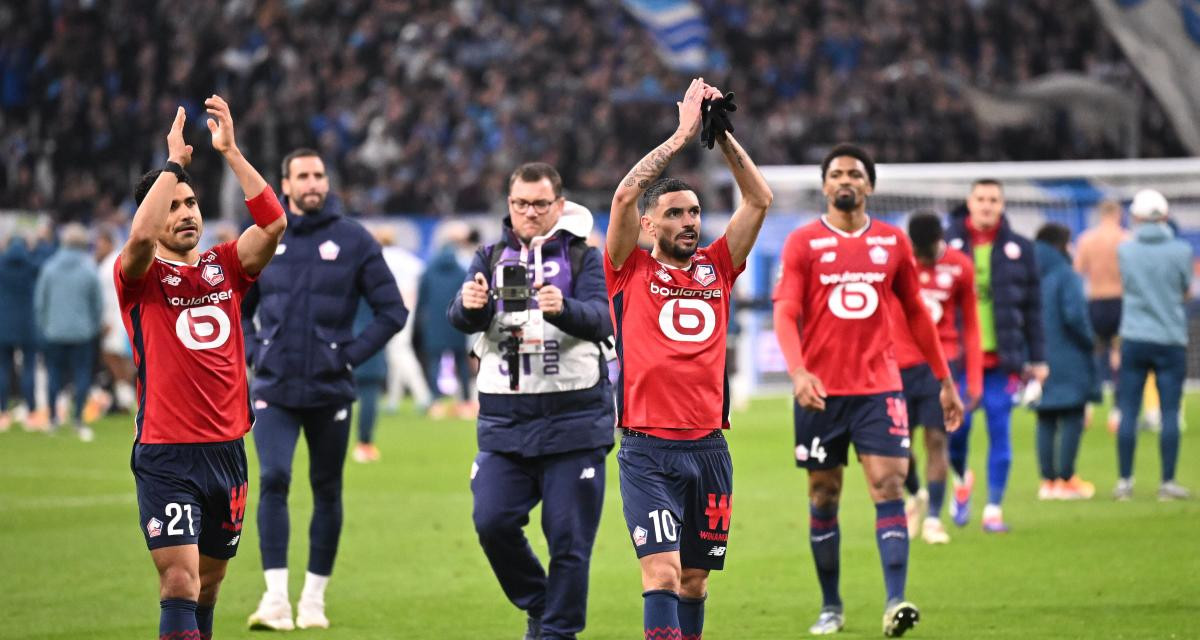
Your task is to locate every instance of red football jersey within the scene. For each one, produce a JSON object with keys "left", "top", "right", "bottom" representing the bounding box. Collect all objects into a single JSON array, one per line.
[
  {"left": 891, "top": 247, "right": 975, "bottom": 366},
  {"left": 773, "top": 217, "right": 936, "bottom": 395},
  {"left": 605, "top": 236, "right": 743, "bottom": 436},
  {"left": 115, "top": 241, "right": 256, "bottom": 444}
]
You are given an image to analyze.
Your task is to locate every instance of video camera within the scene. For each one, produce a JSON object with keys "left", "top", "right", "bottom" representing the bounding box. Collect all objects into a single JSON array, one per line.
[{"left": 490, "top": 260, "right": 544, "bottom": 391}]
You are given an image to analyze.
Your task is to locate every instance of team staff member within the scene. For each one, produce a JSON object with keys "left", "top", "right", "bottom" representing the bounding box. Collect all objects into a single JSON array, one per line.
[
  {"left": 244, "top": 148, "right": 406, "bottom": 631},
  {"left": 945, "top": 179, "right": 1046, "bottom": 533},
  {"left": 119, "top": 98, "right": 286, "bottom": 640},
  {"left": 449, "top": 163, "right": 614, "bottom": 640}
]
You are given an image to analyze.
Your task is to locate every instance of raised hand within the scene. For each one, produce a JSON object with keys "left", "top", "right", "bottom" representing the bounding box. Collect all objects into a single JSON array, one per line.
[
  {"left": 205, "top": 94, "right": 238, "bottom": 154},
  {"left": 676, "top": 78, "right": 708, "bottom": 142},
  {"left": 167, "top": 106, "right": 194, "bottom": 167}
]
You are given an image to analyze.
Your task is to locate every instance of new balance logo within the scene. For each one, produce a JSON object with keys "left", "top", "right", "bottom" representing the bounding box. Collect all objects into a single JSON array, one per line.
[
  {"left": 228, "top": 535, "right": 240, "bottom": 546},
  {"left": 579, "top": 467, "right": 596, "bottom": 480},
  {"left": 161, "top": 275, "right": 181, "bottom": 286},
  {"left": 706, "top": 546, "right": 726, "bottom": 556}
]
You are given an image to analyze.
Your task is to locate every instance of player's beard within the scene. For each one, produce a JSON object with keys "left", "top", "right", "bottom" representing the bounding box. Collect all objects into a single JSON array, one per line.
[
  {"left": 296, "top": 192, "right": 326, "bottom": 214},
  {"left": 162, "top": 232, "right": 200, "bottom": 254},
  {"left": 659, "top": 232, "right": 698, "bottom": 262},
  {"left": 833, "top": 191, "right": 858, "bottom": 212}
]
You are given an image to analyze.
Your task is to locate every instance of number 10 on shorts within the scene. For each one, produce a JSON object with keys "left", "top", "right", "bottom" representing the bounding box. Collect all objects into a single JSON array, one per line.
[{"left": 648, "top": 509, "right": 678, "bottom": 543}]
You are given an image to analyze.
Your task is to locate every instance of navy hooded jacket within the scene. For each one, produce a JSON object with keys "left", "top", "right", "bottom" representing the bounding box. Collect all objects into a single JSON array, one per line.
[
  {"left": 447, "top": 213, "right": 614, "bottom": 457},
  {"left": 243, "top": 196, "right": 407, "bottom": 408},
  {"left": 0, "top": 238, "right": 52, "bottom": 346},
  {"left": 946, "top": 212, "right": 1045, "bottom": 373},
  {"left": 1035, "top": 242, "right": 1098, "bottom": 409}
]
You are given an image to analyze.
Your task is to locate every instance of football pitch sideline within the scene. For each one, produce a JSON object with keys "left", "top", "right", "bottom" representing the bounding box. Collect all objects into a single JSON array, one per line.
[{"left": 1, "top": 396, "right": 1197, "bottom": 639}]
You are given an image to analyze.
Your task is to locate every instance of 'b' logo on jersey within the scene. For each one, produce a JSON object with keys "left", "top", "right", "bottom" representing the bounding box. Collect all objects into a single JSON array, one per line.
[
  {"left": 658, "top": 299, "right": 716, "bottom": 343},
  {"left": 828, "top": 283, "right": 879, "bottom": 319},
  {"left": 176, "top": 305, "right": 231, "bottom": 350}
]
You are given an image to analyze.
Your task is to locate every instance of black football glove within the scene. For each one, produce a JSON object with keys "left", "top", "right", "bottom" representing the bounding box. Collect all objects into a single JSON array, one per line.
[{"left": 700, "top": 91, "right": 737, "bottom": 149}]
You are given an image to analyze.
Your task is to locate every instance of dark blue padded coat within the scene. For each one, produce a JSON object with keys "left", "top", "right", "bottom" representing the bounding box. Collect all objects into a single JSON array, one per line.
[
  {"left": 946, "top": 211, "right": 1045, "bottom": 374},
  {"left": 242, "top": 197, "right": 407, "bottom": 408}
]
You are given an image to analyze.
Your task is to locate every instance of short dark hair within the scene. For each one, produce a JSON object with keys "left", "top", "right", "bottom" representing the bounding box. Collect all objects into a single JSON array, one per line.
[
  {"left": 282, "top": 148, "right": 322, "bottom": 179},
  {"left": 1036, "top": 222, "right": 1071, "bottom": 257},
  {"left": 907, "top": 210, "right": 944, "bottom": 258},
  {"left": 508, "top": 162, "right": 562, "bottom": 197},
  {"left": 637, "top": 177, "right": 696, "bottom": 216},
  {"left": 821, "top": 143, "right": 876, "bottom": 186},
  {"left": 971, "top": 178, "right": 1003, "bottom": 192},
  {"left": 134, "top": 168, "right": 192, "bottom": 206}
]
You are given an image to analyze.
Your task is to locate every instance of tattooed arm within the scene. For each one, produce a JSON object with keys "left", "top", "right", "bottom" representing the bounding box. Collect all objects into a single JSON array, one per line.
[
  {"left": 606, "top": 78, "right": 712, "bottom": 270},
  {"left": 718, "top": 132, "right": 773, "bottom": 268}
]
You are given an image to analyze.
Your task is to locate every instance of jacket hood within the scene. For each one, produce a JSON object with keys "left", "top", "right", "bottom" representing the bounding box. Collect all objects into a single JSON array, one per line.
[
  {"left": 1132, "top": 221, "right": 1174, "bottom": 244},
  {"left": 501, "top": 200, "right": 594, "bottom": 248},
  {"left": 1035, "top": 241, "right": 1069, "bottom": 277},
  {"left": 1, "top": 238, "right": 30, "bottom": 264},
  {"left": 280, "top": 192, "right": 345, "bottom": 233}
]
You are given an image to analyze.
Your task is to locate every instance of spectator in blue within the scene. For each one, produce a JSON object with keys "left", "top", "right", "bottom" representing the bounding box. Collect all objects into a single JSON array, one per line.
[
  {"left": 0, "top": 228, "right": 52, "bottom": 431},
  {"left": 416, "top": 222, "right": 477, "bottom": 419},
  {"left": 33, "top": 223, "right": 102, "bottom": 441},
  {"left": 351, "top": 299, "right": 388, "bottom": 463},
  {"left": 1033, "top": 224, "right": 1098, "bottom": 501},
  {"left": 1113, "top": 189, "right": 1192, "bottom": 501}
]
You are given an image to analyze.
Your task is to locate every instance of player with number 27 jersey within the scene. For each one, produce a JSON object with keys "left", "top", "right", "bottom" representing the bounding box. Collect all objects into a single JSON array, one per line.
[{"left": 117, "top": 240, "right": 257, "bottom": 444}]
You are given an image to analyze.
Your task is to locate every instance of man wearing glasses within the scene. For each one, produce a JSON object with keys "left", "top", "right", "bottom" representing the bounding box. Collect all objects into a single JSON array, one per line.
[{"left": 448, "top": 162, "right": 615, "bottom": 640}]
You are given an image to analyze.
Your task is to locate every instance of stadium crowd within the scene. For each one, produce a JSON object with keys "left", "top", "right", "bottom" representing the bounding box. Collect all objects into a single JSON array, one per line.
[{"left": 0, "top": 0, "right": 1189, "bottom": 222}]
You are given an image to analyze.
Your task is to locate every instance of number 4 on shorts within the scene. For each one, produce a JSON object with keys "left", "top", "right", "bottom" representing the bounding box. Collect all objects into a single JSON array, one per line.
[{"left": 797, "top": 437, "right": 828, "bottom": 463}]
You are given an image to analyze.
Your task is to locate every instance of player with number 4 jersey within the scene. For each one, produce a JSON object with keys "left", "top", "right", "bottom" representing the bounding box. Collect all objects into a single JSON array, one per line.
[
  {"left": 606, "top": 77, "right": 772, "bottom": 640},
  {"left": 117, "top": 97, "right": 286, "bottom": 640},
  {"left": 773, "top": 145, "right": 962, "bottom": 637}
]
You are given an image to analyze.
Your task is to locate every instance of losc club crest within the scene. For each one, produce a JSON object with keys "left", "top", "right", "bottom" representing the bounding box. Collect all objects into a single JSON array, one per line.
[
  {"left": 632, "top": 526, "right": 648, "bottom": 547},
  {"left": 202, "top": 264, "right": 225, "bottom": 286},
  {"left": 146, "top": 517, "right": 163, "bottom": 538},
  {"left": 693, "top": 263, "right": 717, "bottom": 287}
]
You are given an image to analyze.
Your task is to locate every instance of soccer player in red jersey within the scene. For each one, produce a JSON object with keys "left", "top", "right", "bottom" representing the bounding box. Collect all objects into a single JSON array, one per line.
[
  {"left": 889, "top": 212, "right": 983, "bottom": 545},
  {"left": 606, "top": 78, "right": 772, "bottom": 640},
  {"left": 116, "top": 97, "right": 286, "bottom": 640},
  {"left": 773, "top": 145, "right": 963, "bottom": 637}
]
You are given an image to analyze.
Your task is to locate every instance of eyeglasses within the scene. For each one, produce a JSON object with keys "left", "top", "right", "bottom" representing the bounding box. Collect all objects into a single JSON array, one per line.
[{"left": 509, "top": 198, "right": 560, "bottom": 214}]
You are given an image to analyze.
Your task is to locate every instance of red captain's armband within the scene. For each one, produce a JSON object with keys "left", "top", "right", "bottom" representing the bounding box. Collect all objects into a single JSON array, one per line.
[{"left": 246, "top": 186, "right": 284, "bottom": 228}]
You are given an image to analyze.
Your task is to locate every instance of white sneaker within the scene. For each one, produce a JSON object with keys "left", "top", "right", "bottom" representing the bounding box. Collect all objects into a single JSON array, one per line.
[
  {"left": 921, "top": 517, "right": 950, "bottom": 544},
  {"left": 905, "top": 489, "right": 928, "bottom": 538},
  {"left": 296, "top": 595, "right": 330, "bottom": 629},
  {"left": 248, "top": 591, "right": 294, "bottom": 631}
]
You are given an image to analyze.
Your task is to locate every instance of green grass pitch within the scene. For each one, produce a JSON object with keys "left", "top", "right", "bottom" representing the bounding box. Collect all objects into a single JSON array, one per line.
[{"left": 2, "top": 396, "right": 1197, "bottom": 639}]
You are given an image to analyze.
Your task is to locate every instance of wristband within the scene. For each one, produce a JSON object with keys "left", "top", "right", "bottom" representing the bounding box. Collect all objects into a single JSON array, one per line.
[
  {"left": 164, "top": 161, "right": 184, "bottom": 178},
  {"left": 246, "top": 185, "right": 285, "bottom": 228}
]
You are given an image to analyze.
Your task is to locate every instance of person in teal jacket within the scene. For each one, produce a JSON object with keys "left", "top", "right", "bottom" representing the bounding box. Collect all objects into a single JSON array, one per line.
[{"left": 1033, "top": 224, "right": 1099, "bottom": 500}]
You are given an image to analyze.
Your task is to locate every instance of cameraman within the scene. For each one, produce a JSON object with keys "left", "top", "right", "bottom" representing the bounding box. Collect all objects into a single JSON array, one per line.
[{"left": 448, "top": 162, "right": 614, "bottom": 640}]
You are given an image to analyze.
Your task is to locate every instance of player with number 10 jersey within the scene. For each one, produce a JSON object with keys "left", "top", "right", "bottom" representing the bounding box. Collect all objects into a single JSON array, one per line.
[{"left": 605, "top": 78, "right": 772, "bottom": 640}]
